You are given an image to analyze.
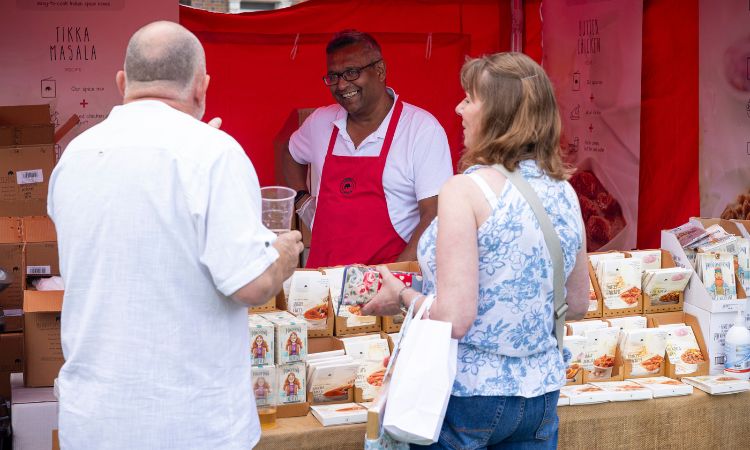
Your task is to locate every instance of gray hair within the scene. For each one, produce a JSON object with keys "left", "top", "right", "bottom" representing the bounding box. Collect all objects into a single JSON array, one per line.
[{"left": 124, "top": 21, "right": 205, "bottom": 92}]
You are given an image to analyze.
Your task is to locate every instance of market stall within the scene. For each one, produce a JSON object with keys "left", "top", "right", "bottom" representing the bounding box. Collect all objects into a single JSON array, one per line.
[{"left": 254, "top": 390, "right": 750, "bottom": 449}]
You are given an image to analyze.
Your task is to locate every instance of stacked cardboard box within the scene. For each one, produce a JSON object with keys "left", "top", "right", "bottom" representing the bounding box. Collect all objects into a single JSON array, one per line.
[
  {"left": 661, "top": 218, "right": 750, "bottom": 374},
  {"left": 0, "top": 105, "right": 63, "bottom": 393},
  {"left": 0, "top": 105, "right": 56, "bottom": 217}
]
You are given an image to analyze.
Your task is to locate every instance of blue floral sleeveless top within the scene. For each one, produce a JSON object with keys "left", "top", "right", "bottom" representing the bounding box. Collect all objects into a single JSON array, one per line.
[{"left": 417, "top": 161, "right": 584, "bottom": 397}]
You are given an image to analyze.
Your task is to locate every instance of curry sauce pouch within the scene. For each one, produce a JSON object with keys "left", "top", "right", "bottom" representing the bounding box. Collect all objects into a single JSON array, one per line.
[
  {"left": 620, "top": 328, "right": 668, "bottom": 376},
  {"left": 664, "top": 325, "right": 705, "bottom": 375},
  {"left": 583, "top": 327, "right": 619, "bottom": 378},
  {"left": 287, "top": 270, "right": 330, "bottom": 331}
]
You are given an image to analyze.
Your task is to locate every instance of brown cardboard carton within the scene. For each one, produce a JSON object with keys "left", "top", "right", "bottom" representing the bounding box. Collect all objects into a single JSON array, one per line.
[
  {"left": 275, "top": 400, "right": 310, "bottom": 418},
  {"left": 639, "top": 250, "right": 686, "bottom": 314},
  {"left": 0, "top": 217, "right": 24, "bottom": 310},
  {"left": 582, "top": 345, "right": 625, "bottom": 383},
  {"left": 248, "top": 292, "right": 280, "bottom": 313},
  {"left": 307, "top": 298, "right": 334, "bottom": 338},
  {"left": 0, "top": 145, "right": 55, "bottom": 216},
  {"left": 661, "top": 229, "right": 747, "bottom": 313},
  {"left": 279, "top": 269, "right": 334, "bottom": 337},
  {"left": 0, "top": 332, "right": 23, "bottom": 372},
  {"left": 335, "top": 314, "right": 381, "bottom": 336},
  {"left": 1, "top": 312, "right": 23, "bottom": 332},
  {"left": 306, "top": 336, "right": 353, "bottom": 405},
  {"left": 618, "top": 328, "right": 668, "bottom": 380},
  {"left": 589, "top": 251, "right": 644, "bottom": 317},
  {"left": 23, "top": 290, "right": 63, "bottom": 387},
  {"left": 22, "top": 216, "right": 59, "bottom": 277},
  {"left": 646, "top": 311, "right": 710, "bottom": 379},
  {"left": 0, "top": 105, "right": 54, "bottom": 147},
  {"left": 585, "top": 262, "right": 603, "bottom": 319}
]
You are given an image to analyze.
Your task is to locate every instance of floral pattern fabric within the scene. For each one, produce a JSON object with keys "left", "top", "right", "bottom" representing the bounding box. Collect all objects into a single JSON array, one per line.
[{"left": 417, "top": 161, "right": 584, "bottom": 398}]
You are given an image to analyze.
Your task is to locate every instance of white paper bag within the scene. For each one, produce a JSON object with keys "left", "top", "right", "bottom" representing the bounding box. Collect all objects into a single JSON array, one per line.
[{"left": 382, "top": 295, "right": 457, "bottom": 445}]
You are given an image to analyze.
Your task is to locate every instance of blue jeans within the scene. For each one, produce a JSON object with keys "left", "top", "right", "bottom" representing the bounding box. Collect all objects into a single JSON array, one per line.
[{"left": 412, "top": 391, "right": 559, "bottom": 450}]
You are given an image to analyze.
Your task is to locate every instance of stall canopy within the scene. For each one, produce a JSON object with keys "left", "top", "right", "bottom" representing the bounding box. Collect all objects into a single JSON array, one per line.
[
  {"left": 180, "top": 0, "right": 512, "bottom": 183},
  {"left": 180, "top": 0, "right": 699, "bottom": 249}
]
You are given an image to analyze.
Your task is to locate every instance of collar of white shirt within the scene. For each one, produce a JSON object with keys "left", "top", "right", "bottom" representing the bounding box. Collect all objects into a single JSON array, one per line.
[{"left": 331, "top": 87, "right": 399, "bottom": 149}]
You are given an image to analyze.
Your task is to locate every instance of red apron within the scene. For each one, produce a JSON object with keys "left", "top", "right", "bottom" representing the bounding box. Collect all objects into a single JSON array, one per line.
[{"left": 306, "top": 100, "right": 407, "bottom": 268}]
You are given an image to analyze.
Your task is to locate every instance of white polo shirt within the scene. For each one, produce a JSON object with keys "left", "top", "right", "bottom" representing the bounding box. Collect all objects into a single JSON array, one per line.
[
  {"left": 49, "top": 100, "right": 277, "bottom": 450},
  {"left": 289, "top": 90, "right": 453, "bottom": 242}
]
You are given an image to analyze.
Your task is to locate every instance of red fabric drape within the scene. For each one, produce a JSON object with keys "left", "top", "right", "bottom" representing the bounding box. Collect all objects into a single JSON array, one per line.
[
  {"left": 180, "top": 0, "right": 700, "bottom": 248},
  {"left": 523, "top": 0, "right": 699, "bottom": 248},
  {"left": 180, "top": 0, "right": 512, "bottom": 185},
  {"left": 637, "top": 0, "right": 699, "bottom": 248}
]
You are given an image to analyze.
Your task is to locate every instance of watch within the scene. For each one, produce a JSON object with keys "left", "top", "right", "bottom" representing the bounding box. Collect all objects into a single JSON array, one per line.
[{"left": 294, "top": 189, "right": 310, "bottom": 205}]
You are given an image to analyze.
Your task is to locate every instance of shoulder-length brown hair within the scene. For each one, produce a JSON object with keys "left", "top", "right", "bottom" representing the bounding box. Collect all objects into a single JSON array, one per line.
[{"left": 458, "top": 52, "right": 570, "bottom": 180}]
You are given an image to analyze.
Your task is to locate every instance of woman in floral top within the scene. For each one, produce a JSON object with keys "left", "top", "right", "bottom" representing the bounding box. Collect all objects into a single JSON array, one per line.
[{"left": 362, "top": 53, "right": 589, "bottom": 449}]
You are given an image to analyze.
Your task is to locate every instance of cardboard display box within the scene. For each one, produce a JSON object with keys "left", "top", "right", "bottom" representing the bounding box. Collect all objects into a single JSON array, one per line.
[
  {"left": 639, "top": 249, "right": 686, "bottom": 314},
  {"left": 349, "top": 331, "right": 393, "bottom": 403},
  {"left": 11, "top": 372, "right": 58, "bottom": 450},
  {"left": 307, "top": 298, "right": 334, "bottom": 338},
  {"left": 0, "top": 105, "right": 54, "bottom": 147},
  {"left": 582, "top": 344, "right": 625, "bottom": 384},
  {"left": 248, "top": 291, "right": 282, "bottom": 314},
  {"left": 306, "top": 336, "right": 354, "bottom": 406},
  {"left": 0, "top": 144, "right": 56, "bottom": 217},
  {"left": 0, "top": 312, "right": 23, "bottom": 332},
  {"left": 585, "top": 262, "right": 603, "bottom": 319},
  {"left": 0, "top": 217, "right": 24, "bottom": 311},
  {"left": 619, "top": 347, "right": 666, "bottom": 380},
  {"left": 22, "top": 216, "right": 59, "bottom": 278},
  {"left": 646, "top": 311, "right": 710, "bottom": 379},
  {"left": 661, "top": 229, "right": 747, "bottom": 313},
  {"left": 335, "top": 312, "right": 381, "bottom": 337},
  {"left": 564, "top": 320, "right": 624, "bottom": 384},
  {"left": 275, "top": 269, "right": 335, "bottom": 338},
  {"left": 23, "top": 290, "right": 63, "bottom": 387},
  {"left": 731, "top": 219, "right": 750, "bottom": 240},
  {"left": 589, "top": 252, "right": 643, "bottom": 317},
  {"left": 683, "top": 302, "right": 750, "bottom": 375}
]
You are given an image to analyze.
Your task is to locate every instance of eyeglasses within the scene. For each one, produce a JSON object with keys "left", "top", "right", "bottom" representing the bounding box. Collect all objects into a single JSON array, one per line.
[{"left": 322, "top": 59, "right": 382, "bottom": 86}]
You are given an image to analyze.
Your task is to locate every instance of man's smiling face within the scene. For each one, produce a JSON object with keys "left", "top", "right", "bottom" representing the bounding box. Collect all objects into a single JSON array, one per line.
[{"left": 326, "top": 43, "right": 384, "bottom": 117}]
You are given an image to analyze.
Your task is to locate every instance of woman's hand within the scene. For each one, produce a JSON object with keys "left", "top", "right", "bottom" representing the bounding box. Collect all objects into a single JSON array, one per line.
[{"left": 360, "top": 265, "right": 405, "bottom": 316}]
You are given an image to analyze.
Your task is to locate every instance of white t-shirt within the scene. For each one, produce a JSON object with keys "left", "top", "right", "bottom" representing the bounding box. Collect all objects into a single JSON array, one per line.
[
  {"left": 289, "top": 90, "right": 453, "bottom": 242},
  {"left": 48, "top": 100, "right": 278, "bottom": 450}
]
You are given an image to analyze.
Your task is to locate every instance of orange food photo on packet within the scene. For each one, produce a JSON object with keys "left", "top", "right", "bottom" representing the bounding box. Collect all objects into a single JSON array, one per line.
[
  {"left": 304, "top": 304, "right": 328, "bottom": 320},
  {"left": 680, "top": 348, "right": 705, "bottom": 364},
  {"left": 367, "top": 369, "right": 386, "bottom": 386}
]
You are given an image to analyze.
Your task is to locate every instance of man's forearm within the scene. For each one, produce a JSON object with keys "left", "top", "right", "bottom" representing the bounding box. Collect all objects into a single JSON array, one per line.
[
  {"left": 397, "top": 196, "right": 438, "bottom": 262},
  {"left": 282, "top": 143, "right": 309, "bottom": 191},
  {"left": 397, "top": 217, "right": 429, "bottom": 261}
]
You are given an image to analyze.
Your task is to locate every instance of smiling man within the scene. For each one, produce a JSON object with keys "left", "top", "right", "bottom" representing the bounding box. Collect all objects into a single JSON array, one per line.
[{"left": 283, "top": 29, "right": 453, "bottom": 267}]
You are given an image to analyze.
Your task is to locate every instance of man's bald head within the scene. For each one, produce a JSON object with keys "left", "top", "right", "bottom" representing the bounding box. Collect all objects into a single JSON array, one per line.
[{"left": 124, "top": 21, "right": 205, "bottom": 94}]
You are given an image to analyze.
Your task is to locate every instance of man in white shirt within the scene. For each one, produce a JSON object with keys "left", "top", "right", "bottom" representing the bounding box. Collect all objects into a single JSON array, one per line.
[
  {"left": 48, "top": 21, "right": 302, "bottom": 450},
  {"left": 283, "top": 30, "right": 453, "bottom": 267}
]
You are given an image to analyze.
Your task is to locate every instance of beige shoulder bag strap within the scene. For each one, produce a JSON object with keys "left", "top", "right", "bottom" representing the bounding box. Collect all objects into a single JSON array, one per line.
[{"left": 490, "top": 164, "right": 568, "bottom": 352}]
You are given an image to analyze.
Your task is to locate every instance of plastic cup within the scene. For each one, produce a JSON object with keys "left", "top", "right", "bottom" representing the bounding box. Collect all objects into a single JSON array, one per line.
[
  {"left": 257, "top": 405, "right": 277, "bottom": 430},
  {"left": 260, "top": 186, "right": 295, "bottom": 234}
]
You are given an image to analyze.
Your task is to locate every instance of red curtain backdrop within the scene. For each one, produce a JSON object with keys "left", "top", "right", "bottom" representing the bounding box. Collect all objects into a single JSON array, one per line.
[
  {"left": 180, "top": 0, "right": 699, "bottom": 249},
  {"left": 180, "top": 0, "right": 512, "bottom": 186}
]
